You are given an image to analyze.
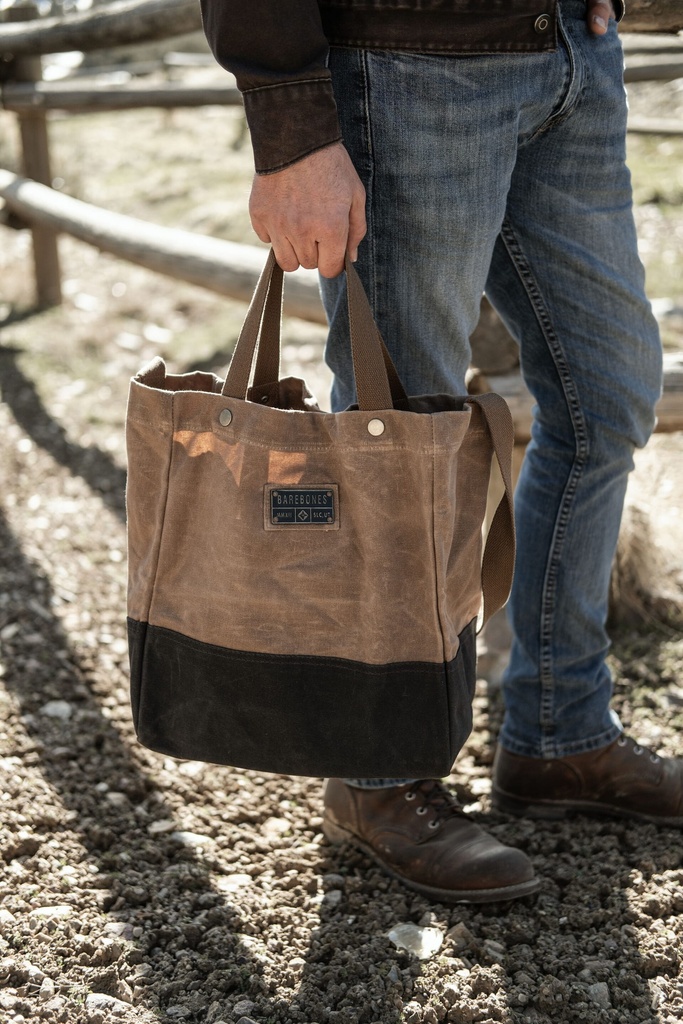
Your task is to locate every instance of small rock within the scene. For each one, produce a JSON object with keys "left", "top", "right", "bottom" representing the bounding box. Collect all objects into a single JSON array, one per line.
[
  {"left": 322, "top": 873, "right": 345, "bottom": 890},
  {"left": 121, "top": 885, "right": 148, "bottom": 906},
  {"left": 25, "top": 963, "right": 46, "bottom": 985},
  {"left": 418, "top": 911, "right": 439, "bottom": 927},
  {"left": 0, "top": 956, "right": 17, "bottom": 982},
  {"left": 169, "top": 831, "right": 211, "bottom": 847},
  {"left": 85, "top": 992, "right": 130, "bottom": 1017},
  {"left": 39, "top": 977, "right": 55, "bottom": 1000},
  {"left": 386, "top": 965, "right": 401, "bottom": 984},
  {"left": 446, "top": 922, "right": 475, "bottom": 951},
  {"left": 0, "top": 909, "right": 16, "bottom": 932},
  {"left": 132, "top": 964, "right": 153, "bottom": 980},
  {"left": 103, "top": 922, "right": 135, "bottom": 941},
  {"left": 261, "top": 817, "right": 290, "bottom": 837},
  {"left": 442, "top": 982, "right": 461, "bottom": 1007},
  {"left": 93, "top": 938, "right": 123, "bottom": 964},
  {"left": 147, "top": 819, "right": 176, "bottom": 835},
  {"left": 39, "top": 700, "right": 73, "bottom": 721},
  {"left": 322, "top": 889, "right": 343, "bottom": 907},
  {"left": 215, "top": 873, "right": 252, "bottom": 893},
  {"left": 165, "top": 1007, "right": 191, "bottom": 1018},
  {"left": 3, "top": 832, "right": 40, "bottom": 861},
  {"left": 403, "top": 1000, "right": 423, "bottom": 1023},
  {"left": 105, "top": 792, "right": 129, "bottom": 808},
  {"left": 177, "top": 760, "right": 205, "bottom": 777},
  {"left": 233, "top": 1000, "right": 256, "bottom": 1016},
  {"left": 483, "top": 939, "right": 506, "bottom": 961},
  {"left": 29, "top": 905, "right": 73, "bottom": 920},
  {"left": 387, "top": 923, "right": 443, "bottom": 960},
  {"left": 236, "top": 1018, "right": 259, "bottom": 1024},
  {"left": 42, "top": 996, "right": 67, "bottom": 1013},
  {"left": 587, "top": 982, "right": 611, "bottom": 1009},
  {"left": 584, "top": 958, "right": 612, "bottom": 971}
]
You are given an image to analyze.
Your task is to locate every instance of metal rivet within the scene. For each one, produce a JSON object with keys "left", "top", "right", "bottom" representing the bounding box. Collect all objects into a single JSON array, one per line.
[
  {"left": 367, "top": 418, "right": 385, "bottom": 437},
  {"left": 534, "top": 13, "right": 550, "bottom": 32},
  {"left": 219, "top": 408, "right": 233, "bottom": 426}
]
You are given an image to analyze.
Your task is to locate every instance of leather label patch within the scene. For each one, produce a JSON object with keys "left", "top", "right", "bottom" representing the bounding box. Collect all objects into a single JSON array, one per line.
[{"left": 265, "top": 485, "right": 339, "bottom": 530}]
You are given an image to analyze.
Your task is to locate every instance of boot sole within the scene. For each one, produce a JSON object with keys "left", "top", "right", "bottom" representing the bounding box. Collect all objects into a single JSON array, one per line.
[
  {"left": 322, "top": 815, "right": 540, "bottom": 905},
  {"left": 491, "top": 787, "right": 683, "bottom": 827}
]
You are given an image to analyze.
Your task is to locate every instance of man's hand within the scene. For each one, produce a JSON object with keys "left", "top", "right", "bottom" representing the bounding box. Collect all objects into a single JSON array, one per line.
[
  {"left": 586, "top": 0, "right": 616, "bottom": 34},
  {"left": 249, "top": 142, "right": 366, "bottom": 278}
]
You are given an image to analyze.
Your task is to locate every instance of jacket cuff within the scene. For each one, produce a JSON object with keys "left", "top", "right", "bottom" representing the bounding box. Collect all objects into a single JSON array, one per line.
[{"left": 243, "top": 77, "right": 343, "bottom": 175}]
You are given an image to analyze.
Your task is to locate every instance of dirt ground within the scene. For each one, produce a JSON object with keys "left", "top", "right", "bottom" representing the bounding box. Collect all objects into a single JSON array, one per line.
[{"left": 1, "top": 58, "right": 683, "bottom": 1024}]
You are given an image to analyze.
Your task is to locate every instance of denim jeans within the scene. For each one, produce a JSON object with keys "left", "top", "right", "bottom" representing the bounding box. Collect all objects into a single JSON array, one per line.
[{"left": 320, "top": 0, "right": 662, "bottom": 773}]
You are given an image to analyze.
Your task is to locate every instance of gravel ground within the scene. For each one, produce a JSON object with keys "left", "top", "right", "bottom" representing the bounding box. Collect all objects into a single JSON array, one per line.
[{"left": 1, "top": 66, "right": 683, "bottom": 1024}]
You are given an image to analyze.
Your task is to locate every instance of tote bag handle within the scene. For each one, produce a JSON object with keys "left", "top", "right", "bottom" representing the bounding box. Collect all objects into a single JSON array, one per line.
[{"left": 221, "top": 250, "right": 409, "bottom": 411}]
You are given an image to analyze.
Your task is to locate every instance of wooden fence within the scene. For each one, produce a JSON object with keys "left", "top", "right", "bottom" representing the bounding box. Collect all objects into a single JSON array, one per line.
[
  {"left": 0, "top": 0, "right": 682, "bottom": 435},
  {"left": 1, "top": 0, "right": 682, "bottom": 308}
]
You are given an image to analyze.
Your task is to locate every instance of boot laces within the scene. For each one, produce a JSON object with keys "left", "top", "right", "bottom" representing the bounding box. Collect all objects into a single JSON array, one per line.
[
  {"left": 617, "top": 734, "right": 661, "bottom": 764},
  {"left": 404, "top": 779, "right": 466, "bottom": 826}
]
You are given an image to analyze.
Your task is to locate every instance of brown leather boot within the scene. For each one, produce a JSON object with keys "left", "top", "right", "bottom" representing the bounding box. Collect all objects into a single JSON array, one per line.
[
  {"left": 492, "top": 735, "right": 683, "bottom": 826},
  {"left": 322, "top": 778, "right": 539, "bottom": 903}
]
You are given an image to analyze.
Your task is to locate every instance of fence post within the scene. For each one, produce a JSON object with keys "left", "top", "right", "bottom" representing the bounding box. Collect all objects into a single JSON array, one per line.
[{"left": 4, "top": 0, "right": 62, "bottom": 306}]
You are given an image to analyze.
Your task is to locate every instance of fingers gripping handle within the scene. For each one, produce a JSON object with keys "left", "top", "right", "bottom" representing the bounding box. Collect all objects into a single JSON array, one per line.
[{"left": 222, "top": 250, "right": 407, "bottom": 411}]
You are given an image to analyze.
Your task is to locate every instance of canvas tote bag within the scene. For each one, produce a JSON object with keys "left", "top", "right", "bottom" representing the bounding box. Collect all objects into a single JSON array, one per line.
[{"left": 126, "top": 251, "right": 515, "bottom": 778}]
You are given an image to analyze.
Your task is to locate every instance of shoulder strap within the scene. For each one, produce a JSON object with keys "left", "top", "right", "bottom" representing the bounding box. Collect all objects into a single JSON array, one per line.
[{"left": 466, "top": 392, "right": 516, "bottom": 628}]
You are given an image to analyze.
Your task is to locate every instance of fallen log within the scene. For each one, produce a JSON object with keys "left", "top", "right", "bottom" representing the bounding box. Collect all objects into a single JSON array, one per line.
[{"left": 0, "top": 169, "right": 324, "bottom": 323}]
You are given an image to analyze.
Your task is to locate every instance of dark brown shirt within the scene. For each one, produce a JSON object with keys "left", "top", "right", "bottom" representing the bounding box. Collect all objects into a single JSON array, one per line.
[{"left": 200, "top": 0, "right": 624, "bottom": 173}]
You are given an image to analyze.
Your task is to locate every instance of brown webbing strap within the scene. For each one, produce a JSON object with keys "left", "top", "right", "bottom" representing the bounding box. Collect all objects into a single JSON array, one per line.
[
  {"left": 345, "top": 255, "right": 399, "bottom": 411},
  {"left": 222, "top": 249, "right": 280, "bottom": 399},
  {"left": 223, "top": 250, "right": 408, "bottom": 411},
  {"left": 466, "top": 393, "right": 516, "bottom": 627},
  {"left": 252, "top": 259, "right": 284, "bottom": 388}
]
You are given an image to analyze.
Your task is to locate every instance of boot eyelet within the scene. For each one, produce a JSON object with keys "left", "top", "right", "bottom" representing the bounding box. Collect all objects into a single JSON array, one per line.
[
  {"left": 416, "top": 806, "right": 428, "bottom": 816},
  {"left": 428, "top": 820, "right": 439, "bottom": 830},
  {"left": 617, "top": 736, "right": 628, "bottom": 747},
  {"left": 634, "top": 745, "right": 643, "bottom": 755},
  {"left": 650, "top": 754, "right": 660, "bottom": 763},
  {"left": 404, "top": 792, "right": 416, "bottom": 801}
]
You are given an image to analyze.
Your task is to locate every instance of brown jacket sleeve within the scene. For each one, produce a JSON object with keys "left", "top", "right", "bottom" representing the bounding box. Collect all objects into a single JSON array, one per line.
[{"left": 200, "top": 0, "right": 342, "bottom": 174}]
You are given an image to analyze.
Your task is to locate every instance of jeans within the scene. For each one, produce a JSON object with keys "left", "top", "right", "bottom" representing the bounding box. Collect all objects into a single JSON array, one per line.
[{"left": 320, "top": 0, "right": 662, "bottom": 770}]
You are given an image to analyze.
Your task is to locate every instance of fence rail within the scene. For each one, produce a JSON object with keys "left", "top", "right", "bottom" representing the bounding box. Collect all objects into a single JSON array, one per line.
[
  {"left": 0, "top": 0, "right": 200, "bottom": 57},
  {"left": 1, "top": 0, "right": 682, "bottom": 418},
  {"left": 0, "top": 168, "right": 324, "bottom": 323},
  {"left": 1, "top": 81, "right": 242, "bottom": 113}
]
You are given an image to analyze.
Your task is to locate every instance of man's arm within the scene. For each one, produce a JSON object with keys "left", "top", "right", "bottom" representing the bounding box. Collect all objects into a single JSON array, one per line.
[
  {"left": 204, "top": 0, "right": 618, "bottom": 278},
  {"left": 249, "top": 142, "right": 366, "bottom": 278},
  {"left": 200, "top": 0, "right": 342, "bottom": 174},
  {"left": 201, "top": 0, "right": 364, "bottom": 275}
]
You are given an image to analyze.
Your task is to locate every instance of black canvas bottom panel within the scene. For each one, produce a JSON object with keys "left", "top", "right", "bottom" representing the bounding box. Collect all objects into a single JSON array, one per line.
[{"left": 128, "top": 619, "right": 476, "bottom": 778}]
